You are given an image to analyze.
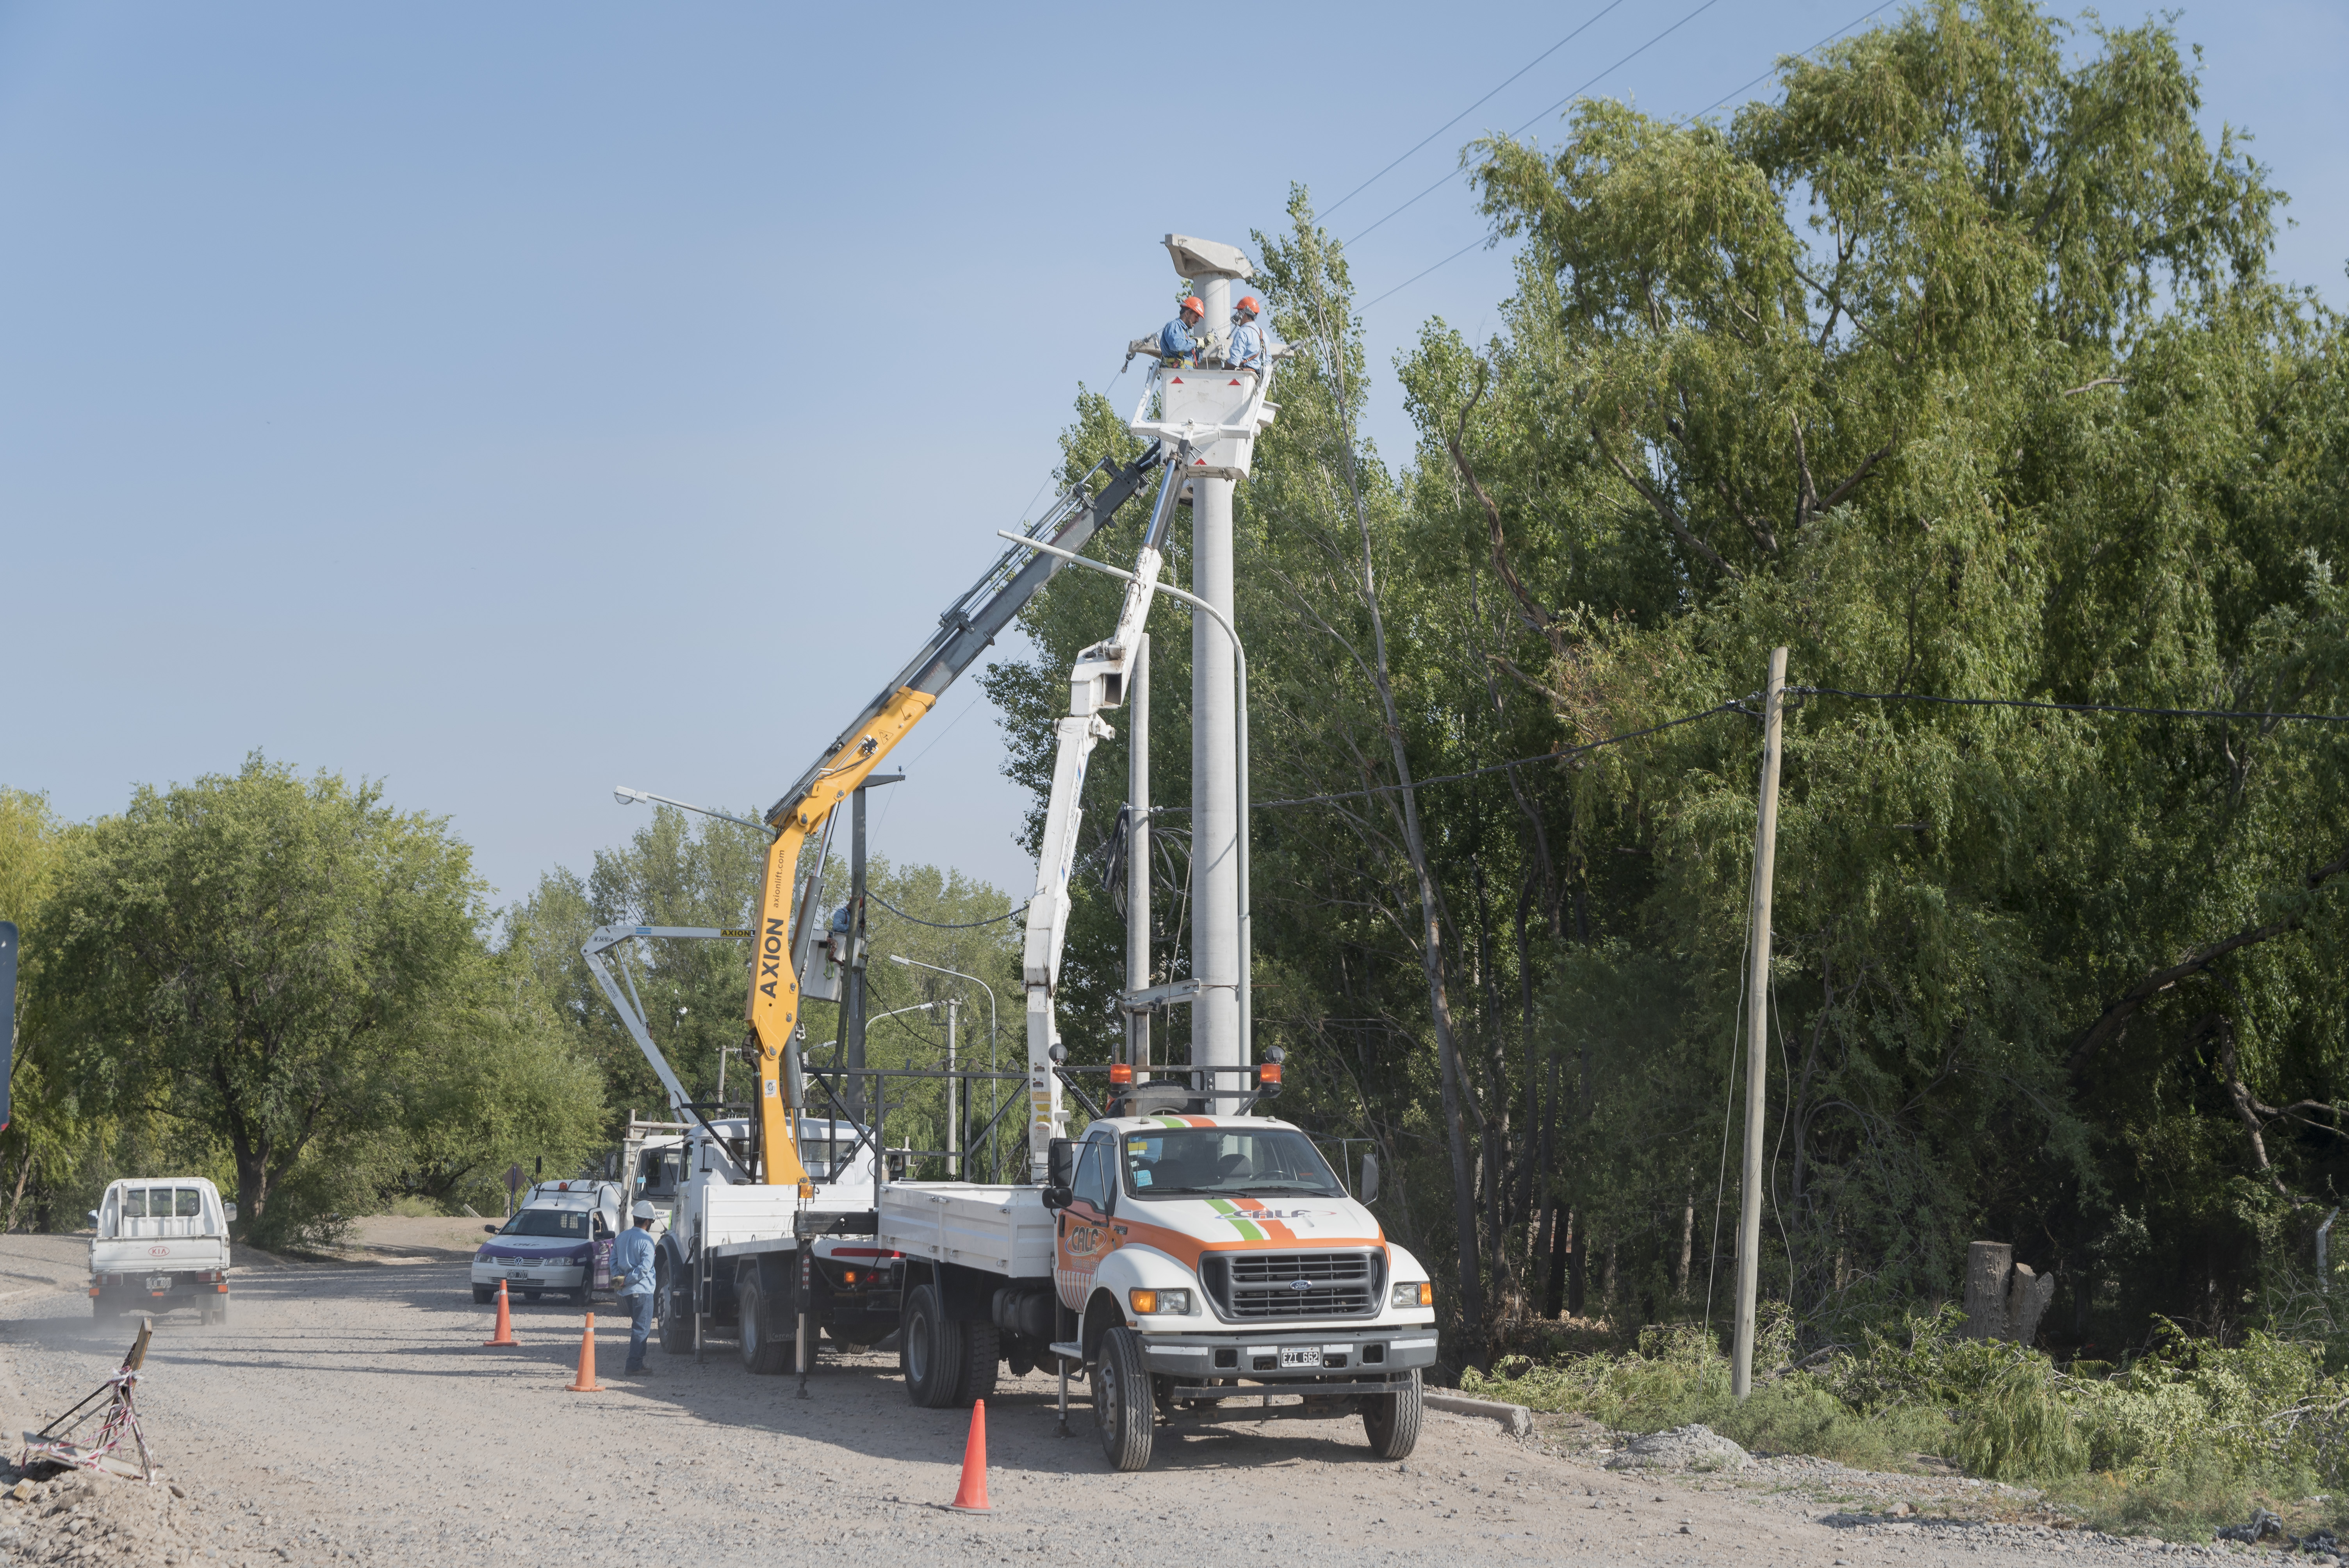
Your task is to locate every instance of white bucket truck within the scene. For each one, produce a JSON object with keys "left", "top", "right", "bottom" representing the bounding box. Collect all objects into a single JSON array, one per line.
[{"left": 877, "top": 1073, "right": 1436, "bottom": 1471}]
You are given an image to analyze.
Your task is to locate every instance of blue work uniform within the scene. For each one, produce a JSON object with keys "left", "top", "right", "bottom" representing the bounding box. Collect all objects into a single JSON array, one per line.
[
  {"left": 613, "top": 1225, "right": 657, "bottom": 1372},
  {"left": 1229, "top": 317, "right": 1268, "bottom": 374},
  {"left": 1156, "top": 316, "right": 1201, "bottom": 365}
]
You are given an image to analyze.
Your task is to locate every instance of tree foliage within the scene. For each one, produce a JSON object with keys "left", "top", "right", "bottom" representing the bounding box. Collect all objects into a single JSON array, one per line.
[{"left": 991, "top": 0, "right": 2349, "bottom": 1355}]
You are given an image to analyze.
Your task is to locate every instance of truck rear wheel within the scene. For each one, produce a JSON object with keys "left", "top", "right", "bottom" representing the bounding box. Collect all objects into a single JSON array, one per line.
[
  {"left": 955, "top": 1320, "right": 1000, "bottom": 1405},
  {"left": 658, "top": 1259, "right": 692, "bottom": 1354},
  {"left": 1093, "top": 1327, "right": 1155, "bottom": 1472},
  {"left": 738, "top": 1278, "right": 794, "bottom": 1375},
  {"left": 1362, "top": 1368, "right": 1424, "bottom": 1459},
  {"left": 900, "top": 1283, "right": 963, "bottom": 1408},
  {"left": 472, "top": 1284, "right": 494, "bottom": 1305},
  {"left": 92, "top": 1295, "right": 120, "bottom": 1320}
]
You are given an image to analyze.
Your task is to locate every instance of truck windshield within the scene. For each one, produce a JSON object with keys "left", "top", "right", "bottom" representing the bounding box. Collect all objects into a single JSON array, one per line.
[
  {"left": 1118, "top": 1128, "right": 1344, "bottom": 1200},
  {"left": 499, "top": 1208, "right": 592, "bottom": 1238}
]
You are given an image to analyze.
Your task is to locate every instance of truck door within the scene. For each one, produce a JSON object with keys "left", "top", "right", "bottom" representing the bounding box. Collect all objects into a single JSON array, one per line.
[{"left": 1053, "top": 1133, "right": 1118, "bottom": 1309}]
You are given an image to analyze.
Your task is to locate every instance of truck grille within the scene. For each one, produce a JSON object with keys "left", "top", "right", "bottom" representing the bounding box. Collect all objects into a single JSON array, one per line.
[{"left": 1201, "top": 1249, "right": 1381, "bottom": 1320}]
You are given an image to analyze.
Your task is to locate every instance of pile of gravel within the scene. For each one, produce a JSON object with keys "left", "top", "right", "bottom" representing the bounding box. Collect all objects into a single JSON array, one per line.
[
  {"left": 0, "top": 1467, "right": 197, "bottom": 1566},
  {"left": 1605, "top": 1424, "right": 1752, "bottom": 1473}
]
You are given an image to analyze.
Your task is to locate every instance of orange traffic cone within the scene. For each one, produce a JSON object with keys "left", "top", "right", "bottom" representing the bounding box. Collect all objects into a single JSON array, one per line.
[
  {"left": 481, "top": 1280, "right": 518, "bottom": 1347},
  {"left": 565, "top": 1312, "right": 602, "bottom": 1393},
  {"left": 948, "top": 1399, "right": 991, "bottom": 1513}
]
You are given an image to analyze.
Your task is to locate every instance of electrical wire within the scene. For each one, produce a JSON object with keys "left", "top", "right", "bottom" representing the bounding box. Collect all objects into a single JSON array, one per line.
[
  {"left": 1793, "top": 686, "right": 2349, "bottom": 725},
  {"left": 1353, "top": 0, "right": 1905, "bottom": 311},
  {"left": 1323, "top": 0, "right": 1633, "bottom": 217},
  {"left": 868, "top": 892, "right": 1026, "bottom": 930},
  {"left": 1346, "top": 0, "right": 1729, "bottom": 247},
  {"left": 1151, "top": 699, "right": 1743, "bottom": 817}
]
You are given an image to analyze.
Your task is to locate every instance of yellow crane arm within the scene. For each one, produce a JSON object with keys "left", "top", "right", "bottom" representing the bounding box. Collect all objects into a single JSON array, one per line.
[
  {"left": 738, "top": 444, "right": 1171, "bottom": 1186},
  {"left": 745, "top": 686, "right": 935, "bottom": 1187}
]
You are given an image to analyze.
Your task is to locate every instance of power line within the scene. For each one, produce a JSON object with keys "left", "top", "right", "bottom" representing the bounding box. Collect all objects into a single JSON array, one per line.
[
  {"left": 1323, "top": 0, "right": 1633, "bottom": 218},
  {"left": 1152, "top": 700, "right": 1745, "bottom": 818},
  {"left": 869, "top": 892, "right": 1028, "bottom": 930},
  {"left": 1685, "top": 0, "right": 1898, "bottom": 120},
  {"left": 1346, "top": 0, "right": 1729, "bottom": 247},
  {"left": 1793, "top": 687, "right": 2349, "bottom": 725},
  {"left": 1352, "top": 0, "right": 1904, "bottom": 312}
]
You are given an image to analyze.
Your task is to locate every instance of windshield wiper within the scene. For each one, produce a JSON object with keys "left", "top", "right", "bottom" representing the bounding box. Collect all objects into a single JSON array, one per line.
[{"left": 1232, "top": 1184, "right": 1337, "bottom": 1195}]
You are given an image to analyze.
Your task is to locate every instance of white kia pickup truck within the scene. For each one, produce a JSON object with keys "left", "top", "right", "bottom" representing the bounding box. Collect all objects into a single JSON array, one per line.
[{"left": 88, "top": 1177, "right": 235, "bottom": 1323}]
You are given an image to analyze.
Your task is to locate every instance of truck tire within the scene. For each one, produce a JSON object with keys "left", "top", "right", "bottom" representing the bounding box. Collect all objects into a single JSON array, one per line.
[
  {"left": 205, "top": 1299, "right": 231, "bottom": 1326},
  {"left": 737, "top": 1277, "right": 793, "bottom": 1375},
  {"left": 472, "top": 1285, "right": 494, "bottom": 1305},
  {"left": 900, "top": 1283, "right": 964, "bottom": 1408},
  {"left": 1093, "top": 1327, "right": 1155, "bottom": 1472},
  {"left": 955, "top": 1320, "right": 1000, "bottom": 1405},
  {"left": 92, "top": 1295, "right": 119, "bottom": 1321},
  {"left": 1362, "top": 1368, "right": 1424, "bottom": 1459},
  {"left": 658, "top": 1259, "right": 692, "bottom": 1354}
]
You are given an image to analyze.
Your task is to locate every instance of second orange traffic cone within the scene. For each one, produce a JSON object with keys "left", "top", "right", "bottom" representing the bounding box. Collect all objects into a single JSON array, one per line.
[
  {"left": 565, "top": 1311, "right": 602, "bottom": 1393},
  {"left": 948, "top": 1399, "right": 991, "bottom": 1512},
  {"left": 481, "top": 1280, "right": 518, "bottom": 1347}
]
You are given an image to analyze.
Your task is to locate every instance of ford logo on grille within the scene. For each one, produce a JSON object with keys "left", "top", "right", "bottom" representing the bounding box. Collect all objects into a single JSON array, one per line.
[{"left": 1289, "top": 1278, "right": 1311, "bottom": 1291}]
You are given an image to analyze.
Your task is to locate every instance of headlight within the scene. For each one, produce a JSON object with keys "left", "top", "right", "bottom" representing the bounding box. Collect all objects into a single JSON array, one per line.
[
  {"left": 1129, "top": 1288, "right": 1193, "bottom": 1315},
  {"left": 1392, "top": 1281, "right": 1432, "bottom": 1308}
]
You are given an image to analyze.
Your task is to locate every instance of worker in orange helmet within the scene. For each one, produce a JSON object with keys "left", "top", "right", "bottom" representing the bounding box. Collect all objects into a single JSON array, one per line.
[
  {"left": 1228, "top": 295, "right": 1269, "bottom": 376},
  {"left": 1155, "top": 296, "right": 1207, "bottom": 367}
]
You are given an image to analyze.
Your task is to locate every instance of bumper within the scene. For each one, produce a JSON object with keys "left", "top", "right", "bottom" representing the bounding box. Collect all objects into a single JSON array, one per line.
[
  {"left": 92, "top": 1272, "right": 228, "bottom": 1305},
  {"left": 470, "top": 1260, "right": 586, "bottom": 1289},
  {"left": 1136, "top": 1326, "right": 1439, "bottom": 1380}
]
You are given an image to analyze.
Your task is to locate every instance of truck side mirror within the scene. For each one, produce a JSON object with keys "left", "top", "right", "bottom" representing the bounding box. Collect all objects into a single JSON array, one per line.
[
  {"left": 483, "top": 1224, "right": 500, "bottom": 1234},
  {"left": 223, "top": 1202, "right": 238, "bottom": 1223},
  {"left": 1043, "top": 1138, "right": 1077, "bottom": 1208},
  {"left": 86, "top": 1210, "right": 99, "bottom": 1226},
  {"left": 1359, "top": 1153, "right": 1380, "bottom": 1205}
]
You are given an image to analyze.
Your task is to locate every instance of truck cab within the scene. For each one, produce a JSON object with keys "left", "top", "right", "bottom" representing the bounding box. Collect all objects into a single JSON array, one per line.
[
  {"left": 879, "top": 1108, "right": 1436, "bottom": 1471},
  {"left": 1047, "top": 1113, "right": 1435, "bottom": 1465},
  {"left": 88, "top": 1177, "right": 235, "bottom": 1324}
]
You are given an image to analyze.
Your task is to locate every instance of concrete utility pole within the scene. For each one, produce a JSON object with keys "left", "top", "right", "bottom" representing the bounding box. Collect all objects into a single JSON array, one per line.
[
  {"left": 945, "top": 996, "right": 960, "bottom": 1175},
  {"left": 1127, "top": 634, "right": 1152, "bottom": 1071},
  {"left": 1165, "top": 234, "right": 1251, "bottom": 1081},
  {"left": 1732, "top": 647, "right": 1789, "bottom": 1399}
]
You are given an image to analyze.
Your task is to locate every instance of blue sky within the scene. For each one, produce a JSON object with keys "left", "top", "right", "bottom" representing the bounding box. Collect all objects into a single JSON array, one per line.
[{"left": 4, "top": 1, "right": 2342, "bottom": 912}]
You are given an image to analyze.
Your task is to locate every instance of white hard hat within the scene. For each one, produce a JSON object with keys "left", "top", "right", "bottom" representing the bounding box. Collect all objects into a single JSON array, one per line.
[{"left": 631, "top": 1201, "right": 658, "bottom": 1220}]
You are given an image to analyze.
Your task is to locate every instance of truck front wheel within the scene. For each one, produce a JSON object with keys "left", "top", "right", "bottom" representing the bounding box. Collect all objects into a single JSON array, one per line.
[
  {"left": 901, "top": 1283, "right": 964, "bottom": 1408},
  {"left": 1093, "top": 1327, "right": 1155, "bottom": 1472},
  {"left": 1362, "top": 1368, "right": 1424, "bottom": 1459}
]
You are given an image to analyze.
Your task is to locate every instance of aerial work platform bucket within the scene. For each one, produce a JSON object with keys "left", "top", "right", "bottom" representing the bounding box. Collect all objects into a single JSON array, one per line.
[{"left": 1128, "top": 364, "right": 1277, "bottom": 480}]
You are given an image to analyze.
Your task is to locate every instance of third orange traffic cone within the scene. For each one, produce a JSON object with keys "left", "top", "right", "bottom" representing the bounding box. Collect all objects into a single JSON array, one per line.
[
  {"left": 565, "top": 1311, "right": 602, "bottom": 1393},
  {"left": 481, "top": 1279, "right": 518, "bottom": 1347},
  {"left": 948, "top": 1399, "right": 990, "bottom": 1512}
]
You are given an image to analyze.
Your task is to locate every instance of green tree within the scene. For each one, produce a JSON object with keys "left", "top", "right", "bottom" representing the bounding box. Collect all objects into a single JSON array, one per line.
[{"left": 38, "top": 756, "right": 485, "bottom": 1239}]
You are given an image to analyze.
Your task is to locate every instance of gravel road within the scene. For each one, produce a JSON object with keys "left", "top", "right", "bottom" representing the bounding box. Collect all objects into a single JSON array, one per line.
[{"left": 0, "top": 1222, "right": 2275, "bottom": 1565}]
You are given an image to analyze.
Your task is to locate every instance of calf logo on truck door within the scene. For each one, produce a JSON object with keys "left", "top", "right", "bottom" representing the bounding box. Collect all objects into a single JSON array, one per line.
[{"left": 1053, "top": 1136, "right": 1120, "bottom": 1309}]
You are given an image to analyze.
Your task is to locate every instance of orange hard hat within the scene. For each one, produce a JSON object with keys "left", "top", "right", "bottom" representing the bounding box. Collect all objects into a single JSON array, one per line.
[
  {"left": 1235, "top": 295, "right": 1262, "bottom": 317},
  {"left": 1180, "top": 296, "right": 1204, "bottom": 317}
]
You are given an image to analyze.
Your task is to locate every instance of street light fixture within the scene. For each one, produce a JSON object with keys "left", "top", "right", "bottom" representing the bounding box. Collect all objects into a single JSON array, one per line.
[{"left": 890, "top": 953, "right": 1001, "bottom": 1178}]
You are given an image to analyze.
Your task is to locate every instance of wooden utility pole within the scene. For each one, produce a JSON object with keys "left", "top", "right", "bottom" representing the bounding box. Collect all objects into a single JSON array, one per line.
[{"left": 1732, "top": 646, "right": 1788, "bottom": 1400}]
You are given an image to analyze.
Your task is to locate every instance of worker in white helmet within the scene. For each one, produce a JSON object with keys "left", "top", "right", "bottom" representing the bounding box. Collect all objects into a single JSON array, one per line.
[{"left": 614, "top": 1200, "right": 660, "bottom": 1373}]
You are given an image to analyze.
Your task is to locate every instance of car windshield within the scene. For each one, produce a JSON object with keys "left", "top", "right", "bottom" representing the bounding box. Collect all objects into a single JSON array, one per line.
[
  {"left": 500, "top": 1208, "right": 590, "bottom": 1238},
  {"left": 1118, "top": 1127, "right": 1344, "bottom": 1200}
]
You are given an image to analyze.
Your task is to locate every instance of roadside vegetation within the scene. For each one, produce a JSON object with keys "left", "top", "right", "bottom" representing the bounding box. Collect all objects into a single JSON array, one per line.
[{"left": 1466, "top": 1306, "right": 2349, "bottom": 1539}]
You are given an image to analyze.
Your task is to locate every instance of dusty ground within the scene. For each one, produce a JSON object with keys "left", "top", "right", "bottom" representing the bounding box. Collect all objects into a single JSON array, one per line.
[{"left": 0, "top": 1221, "right": 2290, "bottom": 1565}]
